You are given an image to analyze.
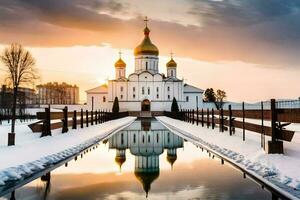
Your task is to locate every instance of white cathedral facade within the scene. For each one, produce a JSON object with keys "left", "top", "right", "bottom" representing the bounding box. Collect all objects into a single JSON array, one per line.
[{"left": 86, "top": 20, "right": 204, "bottom": 113}]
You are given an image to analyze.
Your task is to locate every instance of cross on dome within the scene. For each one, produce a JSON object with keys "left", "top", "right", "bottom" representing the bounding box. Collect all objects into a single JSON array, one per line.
[
  {"left": 144, "top": 16, "right": 149, "bottom": 27},
  {"left": 170, "top": 50, "right": 174, "bottom": 59},
  {"left": 118, "top": 50, "right": 122, "bottom": 58}
]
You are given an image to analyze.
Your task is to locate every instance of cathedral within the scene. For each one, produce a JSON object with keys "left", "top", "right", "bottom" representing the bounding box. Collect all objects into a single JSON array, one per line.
[{"left": 86, "top": 18, "right": 203, "bottom": 114}]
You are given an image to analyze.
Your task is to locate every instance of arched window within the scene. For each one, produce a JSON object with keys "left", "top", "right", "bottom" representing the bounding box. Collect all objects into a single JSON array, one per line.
[
  {"left": 120, "top": 86, "right": 123, "bottom": 92},
  {"left": 146, "top": 61, "right": 148, "bottom": 70},
  {"left": 142, "top": 87, "right": 145, "bottom": 95},
  {"left": 148, "top": 87, "right": 150, "bottom": 95},
  {"left": 156, "top": 134, "right": 159, "bottom": 143},
  {"left": 167, "top": 86, "right": 170, "bottom": 91},
  {"left": 142, "top": 135, "right": 145, "bottom": 143},
  {"left": 103, "top": 96, "right": 106, "bottom": 102},
  {"left": 148, "top": 135, "right": 150, "bottom": 142},
  {"left": 133, "top": 87, "right": 135, "bottom": 92},
  {"left": 186, "top": 96, "right": 189, "bottom": 102},
  {"left": 121, "top": 133, "right": 124, "bottom": 145},
  {"left": 171, "top": 70, "right": 173, "bottom": 77}
]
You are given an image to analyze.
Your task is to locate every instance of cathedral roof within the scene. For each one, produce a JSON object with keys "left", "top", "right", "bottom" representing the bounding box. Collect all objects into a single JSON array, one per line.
[
  {"left": 114, "top": 58, "right": 126, "bottom": 68},
  {"left": 134, "top": 25, "right": 159, "bottom": 56},
  {"left": 166, "top": 58, "right": 177, "bottom": 68}
]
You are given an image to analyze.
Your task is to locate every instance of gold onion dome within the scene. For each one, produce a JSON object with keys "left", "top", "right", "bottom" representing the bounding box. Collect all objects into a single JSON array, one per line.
[
  {"left": 134, "top": 26, "right": 159, "bottom": 56},
  {"left": 134, "top": 171, "right": 159, "bottom": 198},
  {"left": 166, "top": 58, "right": 177, "bottom": 68},
  {"left": 167, "top": 154, "right": 177, "bottom": 167},
  {"left": 114, "top": 58, "right": 126, "bottom": 68},
  {"left": 115, "top": 156, "right": 126, "bottom": 169}
]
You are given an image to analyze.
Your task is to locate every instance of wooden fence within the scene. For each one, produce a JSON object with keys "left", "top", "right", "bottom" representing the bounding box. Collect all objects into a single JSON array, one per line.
[
  {"left": 28, "top": 106, "right": 129, "bottom": 137},
  {"left": 165, "top": 99, "right": 300, "bottom": 154}
]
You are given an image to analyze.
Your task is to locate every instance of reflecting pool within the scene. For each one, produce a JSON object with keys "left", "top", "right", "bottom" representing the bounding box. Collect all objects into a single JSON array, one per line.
[{"left": 0, "top": 119, "right": 277, "bottom": 200}]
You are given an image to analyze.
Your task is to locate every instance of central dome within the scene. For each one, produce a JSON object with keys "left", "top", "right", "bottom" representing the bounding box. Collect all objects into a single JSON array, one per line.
[{"left": 134, "top": 26, "right": 159, "bottom": 56}]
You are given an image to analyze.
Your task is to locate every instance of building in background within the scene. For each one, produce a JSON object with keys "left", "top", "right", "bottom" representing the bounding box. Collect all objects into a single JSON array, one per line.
[
  {"left": 0, "top": 85, "right": 38, "bottom": 108},
  {"left": 37, "top": 82, "right": 79, "bottom": 105}
]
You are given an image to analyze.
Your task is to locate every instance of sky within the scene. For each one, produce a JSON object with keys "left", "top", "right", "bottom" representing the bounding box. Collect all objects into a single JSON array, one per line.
[{"left": 0, "top": 0, "right": 299, "bottom": 103}]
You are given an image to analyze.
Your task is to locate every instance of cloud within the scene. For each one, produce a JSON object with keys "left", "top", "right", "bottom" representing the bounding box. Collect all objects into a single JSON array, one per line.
[{"left": 0, "top": 0, "right": 300, "bottom": 67}]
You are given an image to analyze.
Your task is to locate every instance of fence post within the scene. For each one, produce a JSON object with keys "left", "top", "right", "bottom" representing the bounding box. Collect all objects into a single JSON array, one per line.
[
  {"left": 86, "top": 110, "right": 89, "bottom": 127},
  {"left": 268, "top": 99, "right": 283, "bottom": 154},
  {"left": 196, "top": 108, "right": 199, "bottom": 126},
  {"left": 91, "top": 110, "right": 94, "bottom": 126},
  {"left": 242, "top": 102, "right": 245, "bottom": 141},
  {"left": 95, "top": 110, "right": 98, "bottom": 125},
  {"left": 62, "top": 106, "right": 68, "bottom": 133},
  {"left": 72, "top": 110, "right": 77, "bottom": 129},
  {"left": 212, "top": 108, "right": 215, "bottom": 129},
  {"left": 201, "top": 108, "right": 204, "bottom": 127},
  {"left": 229, "top": 105, "right": 233, "bottom": 136},
  {"left": 41, "top": 106, "right": 51, "bottom": 137},
  {"left": 207, "top": 108, "right": 209, "bottom": 128},
  {"left": 192, "top": 109, "right": 195, "bottom": 124},
  {"left": 261, "top": 101, "right": 264, "bottom": 149},
  {"left": 220, "top": 108, "right": 224, "bottom": 132},
  {"left": 80, "top": 109, "right": 83, "bottom": 128}
]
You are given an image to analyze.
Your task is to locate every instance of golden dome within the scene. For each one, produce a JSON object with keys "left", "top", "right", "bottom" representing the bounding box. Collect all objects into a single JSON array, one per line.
[
  {"left": 134, "top": 26, "right": 159, "bottom": 56},
  {"left": 166, "top": 58, "right": 177, "bottom": 68},
  {"left": 167, "top": 154, "right": 177, "bottom": 167},
  {"left": 115, "top": 156, "right": 126, "bottom": 169},
  {"left": 135, "top": 171, "right": 159, "bottom": 197},
  {"left": 114, "top": 58, "right": 126, "bottom": 68}
]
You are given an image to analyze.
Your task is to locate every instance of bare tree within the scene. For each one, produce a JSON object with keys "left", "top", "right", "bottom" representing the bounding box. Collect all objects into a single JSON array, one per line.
[{"left": 0, "top": 43, "right": 38, "bottom": 145}]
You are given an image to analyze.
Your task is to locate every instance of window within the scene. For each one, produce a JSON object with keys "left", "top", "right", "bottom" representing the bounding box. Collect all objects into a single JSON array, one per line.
[
  {"left": 167, "top": 86, "right": 170, "bottom": 91},
  {"left": 168, "top": 95, "right": 170, "bottom": 100},
  {"left": 142, "top": 87, "right": 145, "bottom": 95},
  {"left": 156, "top": 134, "right": 159, "bottom": 143},
  {"left": 133, "top": 94, "right": 136, "bottom": 99},
  {"left": 157, "top": 94, "right": 159, "bottom": 99},
  {"left": 146, "top": 61, "right": 148, "bottom": 70},
  {"left": 142, "top": 135, "right": 145, "bottom": 143},
  {"left": 148, "top": 135, "right": 150, "bottom": 142},
  {"left": 171, "top": 70, "right": 173, "bottom": 77},
  {"left": 120, "top": 94, "right": 123, "bottom": 99},
  {"left": 156, "top": 87, "right": 159, "bottom": 92},
  {"left": 103, "top": 96, "right": 106, "bottom": 102},
  {"left": 121, "top": 133, "right": 124, "bottom": 145},
  {"left": 186, "top": 96, "right": 189, "bottom": 102},
  {"left": 133, "top": 87, "right": 135, "bottom": 92},
  {"left": 120, "top": 86, "right": 123, "bottom": 92},
  {"left": 148, "top": 87, "right": 150, "bottom": 95},
  {"left": 133, "top": 134, "right": 136, "bottom": 143}
]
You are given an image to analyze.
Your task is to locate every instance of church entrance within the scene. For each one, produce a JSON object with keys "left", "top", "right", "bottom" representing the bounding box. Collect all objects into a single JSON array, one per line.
[{"left": 141, "top": 99, "right": 151, "bottom": 111}]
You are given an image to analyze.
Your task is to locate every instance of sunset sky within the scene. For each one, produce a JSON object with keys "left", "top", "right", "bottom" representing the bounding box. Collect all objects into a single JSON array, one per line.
[{"left": 0, "top": 0, "right": 299, "bottom": 102}]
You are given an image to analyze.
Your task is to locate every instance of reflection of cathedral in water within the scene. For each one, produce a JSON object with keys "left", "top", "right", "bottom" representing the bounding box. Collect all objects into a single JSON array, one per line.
[{"left": 108, "top": 119, "right": 184, "bottom": 197}]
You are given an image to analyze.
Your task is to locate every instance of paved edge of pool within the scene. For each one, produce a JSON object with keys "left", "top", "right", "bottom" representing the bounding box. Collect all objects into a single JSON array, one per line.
[
  {"left": 0, "top": 117, "right": 136, "bottom": 197},
  {"left": 156, "top": 116, "right": 298, "bottom": 200}
]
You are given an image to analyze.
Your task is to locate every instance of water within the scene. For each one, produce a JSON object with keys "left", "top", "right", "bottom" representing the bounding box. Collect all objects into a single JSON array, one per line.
[{"left": 1, "top": 119, "right": 277, "bottom": 200}]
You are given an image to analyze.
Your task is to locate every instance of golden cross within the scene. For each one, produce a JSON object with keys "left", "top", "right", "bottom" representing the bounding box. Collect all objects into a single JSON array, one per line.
[
  {"left": 170, "top": 50, "right": 174, "bottom": 59},
  {"left": 144, "top": 16, "right": 149, "bottom": 27},
  {"left": 118, "top": 50, "right": 122, "bottom": 58}
]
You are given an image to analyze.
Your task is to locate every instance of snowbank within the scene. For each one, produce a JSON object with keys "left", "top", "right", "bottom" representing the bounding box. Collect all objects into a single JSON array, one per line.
[
  {"left": 0, "top": 117, "right": 136, "bottom": 186},
  {"left": 157, "top": 116, "right": 300, "bottom": 200}
]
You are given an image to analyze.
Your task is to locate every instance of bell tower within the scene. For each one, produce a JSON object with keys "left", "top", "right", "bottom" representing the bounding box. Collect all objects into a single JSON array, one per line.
[{"left": 114, "top": 51, "right": 126, "bottom": 79}]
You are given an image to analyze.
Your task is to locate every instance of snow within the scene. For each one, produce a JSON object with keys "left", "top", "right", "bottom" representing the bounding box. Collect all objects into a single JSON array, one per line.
[
  {"left": 156, "top": 116, "right": 300, "bottom": 200},
  {"left": 0, "top": 117, "right": 136, "bottom": 186}
]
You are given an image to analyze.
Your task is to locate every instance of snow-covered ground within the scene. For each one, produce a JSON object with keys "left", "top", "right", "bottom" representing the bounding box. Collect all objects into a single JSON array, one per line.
[
  {"left": 0, "top": 117, "right": 136, "bottom": 186},
  {"left": 157, "top": 116, "right": 300, "bottom": 200}
]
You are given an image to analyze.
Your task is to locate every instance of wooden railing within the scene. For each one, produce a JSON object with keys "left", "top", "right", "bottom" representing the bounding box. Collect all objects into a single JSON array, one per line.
[
  {"left": 165, "top": 99, "right": 299, "bottom": 154},
  {"left": 28, "top": 106, "right": 129, "bottom": 137}
]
